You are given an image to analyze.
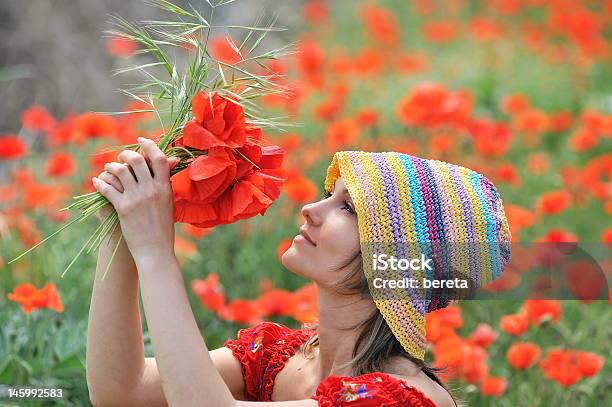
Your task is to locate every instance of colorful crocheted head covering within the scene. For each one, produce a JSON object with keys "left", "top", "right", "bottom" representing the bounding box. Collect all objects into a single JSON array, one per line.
[{"left": 324, "top": 151, "right": 511, "bottom": 360}]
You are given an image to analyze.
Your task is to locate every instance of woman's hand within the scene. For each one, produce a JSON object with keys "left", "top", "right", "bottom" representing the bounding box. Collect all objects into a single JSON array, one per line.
[{"left": 92, "top": 137, "right": 180, "bottom": 261}]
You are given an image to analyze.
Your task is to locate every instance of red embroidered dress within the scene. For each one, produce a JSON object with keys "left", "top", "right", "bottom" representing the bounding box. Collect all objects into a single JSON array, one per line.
[{"left": 223, "top": 321, "right": 438, "bottom": 406}]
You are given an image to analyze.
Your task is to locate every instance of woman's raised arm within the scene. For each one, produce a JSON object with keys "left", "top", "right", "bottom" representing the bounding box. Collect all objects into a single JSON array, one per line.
[{"left": 85, "top": 206, "right": 152, "bottom": 406}]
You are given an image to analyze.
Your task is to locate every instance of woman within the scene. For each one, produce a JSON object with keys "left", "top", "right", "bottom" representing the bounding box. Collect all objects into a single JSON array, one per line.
[{"left": 86, "top": 137, "right": 511, "bottom": 406}]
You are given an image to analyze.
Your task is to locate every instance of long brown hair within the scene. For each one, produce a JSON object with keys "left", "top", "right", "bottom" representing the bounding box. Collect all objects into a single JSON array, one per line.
[{"left": 299, "top": 250, "right": 461, "bottom": 406}]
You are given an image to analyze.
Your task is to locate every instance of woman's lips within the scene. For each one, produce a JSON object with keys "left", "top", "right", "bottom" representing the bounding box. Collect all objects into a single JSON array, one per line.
[{"left": 294, "top": 232, "right": 316, "bottom": 246}]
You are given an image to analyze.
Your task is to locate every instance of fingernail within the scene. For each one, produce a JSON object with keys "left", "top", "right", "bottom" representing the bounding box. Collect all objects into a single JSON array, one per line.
[
  {"left": 92, "top": 177, "right": 98, "bottom": 184},
  {"left": 137, "top": 137, "right": 144, "bottom": 143}
]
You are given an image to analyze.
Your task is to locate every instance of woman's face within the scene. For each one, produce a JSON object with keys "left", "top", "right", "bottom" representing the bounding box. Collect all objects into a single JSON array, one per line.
[{"left": 281, "top": 177, "right": 361, "bottom": 286}]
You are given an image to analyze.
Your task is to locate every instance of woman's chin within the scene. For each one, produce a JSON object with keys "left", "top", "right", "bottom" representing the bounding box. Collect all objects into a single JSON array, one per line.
[{"left": 281, "top": 247, "right": 305, "bottom": 276}]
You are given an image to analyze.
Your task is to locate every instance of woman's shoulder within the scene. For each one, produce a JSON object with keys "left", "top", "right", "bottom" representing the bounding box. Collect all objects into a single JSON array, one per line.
[
  {"left": 384, "top": 357, "right": 456, "bottom": 407},
  {"left": 312, "top": 371, "right": 441, "bottom": 407},
  {"left": 386, "top": 372, "right": 455, "bottom": 407}
]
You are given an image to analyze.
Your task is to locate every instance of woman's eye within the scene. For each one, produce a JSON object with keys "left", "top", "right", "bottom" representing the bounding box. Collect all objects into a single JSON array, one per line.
[
  {"left": 341, "top": 201, "right": 356, "bottom": 214},
  {"left": 322, "top": 190, "right": 355, "bottom": 214}
]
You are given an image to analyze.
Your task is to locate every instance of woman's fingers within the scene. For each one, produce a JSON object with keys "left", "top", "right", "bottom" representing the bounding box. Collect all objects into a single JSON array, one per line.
[
  {"left": 104, "top": 162, "right": 138, "bottom": 190},
  {"left": 137, "top": 137, "right": 171, "bottom": 183},
  {"left": 92, "top": 176, "right": 122, "bottom": 207},
  {"left": 98, "top": 170, "right": 124, "bottom": 193},
  {"left": 118, "top": 150, "right": 152, "bottom": 185}
]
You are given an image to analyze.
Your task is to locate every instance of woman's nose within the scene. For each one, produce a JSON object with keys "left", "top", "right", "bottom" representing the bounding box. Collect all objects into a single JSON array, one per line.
[{"left": 301, "top": 201, "right": 322, "bottom": 225}]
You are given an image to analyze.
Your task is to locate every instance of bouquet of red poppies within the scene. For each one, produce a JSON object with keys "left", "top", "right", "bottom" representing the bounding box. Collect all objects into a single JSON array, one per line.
[
  {"left": 8, "top": 0, "right": 293, "bottom": 278},
  {"left": 171, "top": 91, "right": 285, "bottom": 227}
]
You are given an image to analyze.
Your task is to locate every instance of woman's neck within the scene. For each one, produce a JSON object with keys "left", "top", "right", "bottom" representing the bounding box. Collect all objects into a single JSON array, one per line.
[{"left": 313, "top": 284, "right": 376, "bottom": 380}]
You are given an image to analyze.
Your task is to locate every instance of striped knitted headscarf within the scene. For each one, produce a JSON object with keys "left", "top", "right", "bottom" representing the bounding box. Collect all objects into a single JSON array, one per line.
[{"left": 324, "top": 151, "right": 511, "bottom": 360}]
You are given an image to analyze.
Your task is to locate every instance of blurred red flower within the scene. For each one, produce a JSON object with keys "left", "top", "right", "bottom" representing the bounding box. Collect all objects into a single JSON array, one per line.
[
  {"left": 302, "top": 0, "right": 328, "bottom": 24},
  {"left": 0, "top": 135, "right": 27, "bottom": 160},
  {"left": 211, "top": 37, "right": 242, "bottom": 64},
  {"left": 7, "top": 283, "right": 64, "bottom": 314},
  {"left": 21, "top": 105, "right": 56, "bottom": 133},
  {"left": 539, "top": 349, "right": 583, "bottom": 387},
  {"left": 468, "top": 323, "right": 498, "bottom": 348},
  {"left": 468, "top": 118, "right": 513, "bottom": 158},
  {"left": 191, "top": 273, "right": 225, "bottom": 313},
  {"left": 480, "top": 376, "right": 507, "bottom": 397},
  {"left": 538, "top": 229, "right": 578, "bottom": 243},
  {"left": 522, "top": 300, "right": 562, "bottom": 325},
  {"left": 527, "top": 152, "right": 549, "bottom": 175},
  {"left": 284, "top": 174, "right": 317, "bottom": 204},
  {"left": 536, "top": 190, "right": 572, "bottom": 215},
  {"left": 219, "top": 299, "right": 261, "bottom": 325},
  {"left": 499, "top": 312, "right": 529, "bottom": 336},
  {"left": 276, "top": 238, "right": 293, "bottom": 261},
  {"left": 423, "top": 20, "right": 459, "bottom": 43},
  {"left": 581, "top": 153, "right": 611, "bottom": 200},
  {"left": 507, "top": 342, "right": 541, "bottom": 369},
  {"left": 296, "top": 39, "right": 325, "bottom": 80},
  {"left": 500, "top": 93, "right": 530, "bottom": 115},
  {"left": 45, "top": 152, "right": 76, "bottom": 177},
  {"left": 325, "top": 118, "right": 360, "bottom": 152},
  {"left": 72, "top": 113, "right": 118, "bottom": 145},
  {"left": 106, "top": 35, "right": 138, "bottom": 57},
  {"left": 576, "top": 351, "right": 604, "bottom": 377},
  {"left": 397, "top": 83, "right": 472, "bottom": 130},
  {"left": 359, "top": 4, "right": 399, "bottom": 47},
  {"left": 355, "top": 107, "right": 379, "bottom": 128},
  {"left": 255, "top": 289, "right": 295, "bottom": 317}
]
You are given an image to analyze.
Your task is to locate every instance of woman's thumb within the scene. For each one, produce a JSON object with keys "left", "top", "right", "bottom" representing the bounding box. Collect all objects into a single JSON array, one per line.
[{"left": 168, "top": 156, "right": 180, "bottom": 170}]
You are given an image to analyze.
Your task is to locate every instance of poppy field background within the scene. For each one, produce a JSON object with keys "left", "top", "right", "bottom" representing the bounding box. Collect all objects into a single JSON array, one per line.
[{"left": 0, "top": 0, "right": 610, "bottom": 405}]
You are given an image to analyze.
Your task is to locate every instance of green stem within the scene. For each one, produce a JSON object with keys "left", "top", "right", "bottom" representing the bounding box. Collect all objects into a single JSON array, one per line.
[
  {"left": 101, "top": 233, "right": 124, "bottom": 281},
  {"left": 7, "top": 214, "right": 87, "bottom": 265}
]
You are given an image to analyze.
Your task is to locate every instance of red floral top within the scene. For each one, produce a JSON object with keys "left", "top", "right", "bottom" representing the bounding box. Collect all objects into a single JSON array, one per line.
[{"left": 223, "top": 321, "right": 438, "bottom": 406}]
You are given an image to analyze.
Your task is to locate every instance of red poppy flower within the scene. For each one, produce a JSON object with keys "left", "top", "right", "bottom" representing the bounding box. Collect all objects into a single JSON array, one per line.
[
  {"left": 276, "top": 238, "right": 293, "bottom": 260},
  {"left": 290, "top": 283, "right": 318, "bottom": 323},
  {"left": 302, "top": 0, "right": 328, "bottom": 24},
  {"left": 536, "top": 190, "right": 572, "bottom": 215},
  {"left": 7, "top": 282, "right": 64, "bottom": 314},
  {"left": 172, "top": 147, "right": 237, "bottom": 204},
  {"left": 45, "top": 152, "right": 76, "bottom": 177},
  {"left": 422, "top": 20, "right": 459, "bottom": 44},
  {"left": 283, "top": 169, "right": 317, "bottom": 203},
  {"left": 0, "top": 135, "right": 28, "bottom": 160},
  {"left": 468, "top": 323, "right": 498, "bottom": 348},
  {"left": 522, "top": 300, "right": 562, "bottom": 325},
  {"left": 218, "top": 299, "right": 261, "bottom": 325},
  {"left": 182, "top": 91, "right": 247, "bottom": 149},
  {"left": 106, "top": 35, "right": 138, "bottom": 57},
  {"left": 359, "top": 4, "right": 399, "bottom": 47},
  {"left": 191, "top": 273, "right": 225, "bottom": 313},
  {"left": 507, "top": 342, "right": 541, "bottom": 369},
  {"left": 539, "top": 348, "right": 583, "bottom": 387},
  {"left": 255, "top": 289, "right": 295, "bottom": 317},
  {"left": 499, "top": 312, "right": 529, "bottom": 336},
  {"left": 21, "top": 105, "right": 56, "bottom": 133},
  {"left": 325, "top": 118, "right": 360, "bottom": 152},
  {"left": 211, "top": 37, "right": 242, "bottom": 64},
  {"left": 480, "top": 376, "right": 507, "bottom": 397},
  {"left": 576, "top": 351, "right": 603, "bottom": 377},
  {"left": 72, "top": 113, "right": 118, "bottom": 144}
]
